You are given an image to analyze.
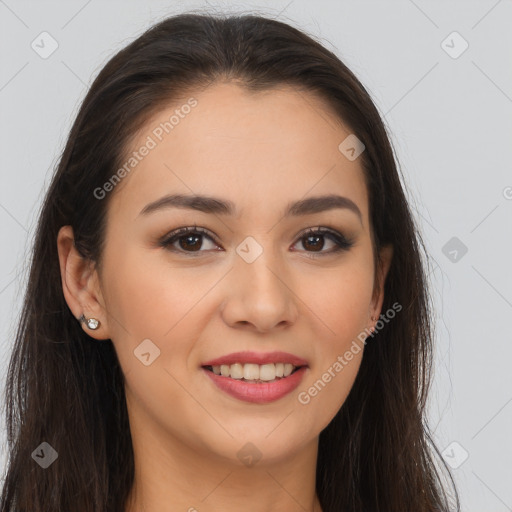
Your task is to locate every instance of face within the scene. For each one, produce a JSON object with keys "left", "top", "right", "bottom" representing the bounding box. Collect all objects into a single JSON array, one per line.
[{"left": 64, "top": 82, "right": 391, "bottom": 468}]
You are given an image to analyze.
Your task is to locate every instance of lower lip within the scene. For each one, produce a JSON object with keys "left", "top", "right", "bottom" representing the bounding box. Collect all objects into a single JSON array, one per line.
[{"left": 202, "top": 366, "right": 307, "bottom": 404}]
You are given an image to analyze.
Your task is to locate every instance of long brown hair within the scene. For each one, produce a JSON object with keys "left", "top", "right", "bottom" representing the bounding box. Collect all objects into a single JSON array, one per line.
[{"left": 0, "top": 11, "right": 459, "bottom": 511}]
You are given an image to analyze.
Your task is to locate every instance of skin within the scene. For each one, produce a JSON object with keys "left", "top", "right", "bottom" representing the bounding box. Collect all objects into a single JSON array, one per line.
[{"left": 57, "top": 81, "right": 392, "bottom": 512}]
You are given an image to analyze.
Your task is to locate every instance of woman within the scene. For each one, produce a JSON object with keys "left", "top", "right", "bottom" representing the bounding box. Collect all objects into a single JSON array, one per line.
[{"left": 0, "top": 11, "right": 459, "bottom": 512}]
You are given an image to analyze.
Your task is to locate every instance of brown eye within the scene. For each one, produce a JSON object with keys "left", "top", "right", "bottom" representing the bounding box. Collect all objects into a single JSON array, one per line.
[
  {"left": 292, "top": 227, "right": 354, "bottom": 257},
  {"left": 159, "top": 226, "right": 219, "bottom": 254},
  {"left": 301, "top": 232, "right": 326, "bottom": 252}
]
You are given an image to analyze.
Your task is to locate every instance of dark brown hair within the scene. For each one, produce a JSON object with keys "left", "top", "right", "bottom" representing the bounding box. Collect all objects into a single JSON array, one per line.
[{"left": 1, "top": 11, "right": 459, "bottom": 511}]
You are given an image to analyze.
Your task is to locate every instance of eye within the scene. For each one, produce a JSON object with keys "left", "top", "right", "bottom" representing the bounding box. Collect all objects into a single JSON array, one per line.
[
  {"left": 158, "top": 225, "right": 354, "bottom": 257},
  {"left": 158, "top": 225, "right": 220, "bottom": 255},
  {"left": 291, "top": 227, "right": 354, "bottom": 258}
]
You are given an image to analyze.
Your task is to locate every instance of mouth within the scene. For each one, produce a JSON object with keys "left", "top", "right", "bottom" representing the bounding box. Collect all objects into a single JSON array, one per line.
[
  {"left": 200, "top": 351, "right": 310, "bottom": 402},
  {"left": 202, "top": 362, "right": 306, "bottom": 384}
]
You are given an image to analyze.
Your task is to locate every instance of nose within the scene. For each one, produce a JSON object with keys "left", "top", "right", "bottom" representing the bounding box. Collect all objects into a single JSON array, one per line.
[{"left": 220, "top": 249, "right": 299, "bottom": 334}]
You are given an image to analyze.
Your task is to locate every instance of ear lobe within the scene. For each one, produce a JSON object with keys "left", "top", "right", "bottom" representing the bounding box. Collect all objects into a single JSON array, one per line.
[
  {"left": 56, "top": 225, "right": 110, "bottom": 340},
  {"left": 370, "top": 244, "right": 394, "bottom": 321}
]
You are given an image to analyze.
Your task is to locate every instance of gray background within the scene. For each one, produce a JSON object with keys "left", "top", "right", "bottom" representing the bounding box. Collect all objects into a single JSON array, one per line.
[{"left": 1, "top": 0, "right": 511, "bottom": 510}]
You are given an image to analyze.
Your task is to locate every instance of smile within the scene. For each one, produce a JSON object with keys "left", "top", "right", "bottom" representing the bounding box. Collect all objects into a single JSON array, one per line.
[
  {"left": 204, "top": 362, "right": 301, "bottom": 383},
  {"left": 202, "top": 364, "right": 308, "bottom": 404}
]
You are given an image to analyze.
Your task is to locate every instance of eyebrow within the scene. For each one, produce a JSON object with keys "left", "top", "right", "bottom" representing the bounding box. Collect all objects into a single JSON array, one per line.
[{"left": 138, "top": 193, "right": 362, "bottom": 223}]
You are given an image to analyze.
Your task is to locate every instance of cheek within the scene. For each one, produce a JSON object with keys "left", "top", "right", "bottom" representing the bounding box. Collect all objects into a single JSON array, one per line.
[
  {"left": 303, "top": 261, "right": 375, "bottom": 339},
  {"left": 102, "top": 244, "right": 205, "bottom": 334},
  {"left": 295, "top": 256, "right": 374, "bottom": 423},
  {"left": 100, "top": 246, "right": 223, "bottom": 382},
  {"left": 101, "top": 258, "right": 206, "bottom": 423}
]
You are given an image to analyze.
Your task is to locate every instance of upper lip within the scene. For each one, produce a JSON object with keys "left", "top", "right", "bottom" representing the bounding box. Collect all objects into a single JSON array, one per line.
[{"left": 201, "top": 351, "right": 309, "bottom": 367}]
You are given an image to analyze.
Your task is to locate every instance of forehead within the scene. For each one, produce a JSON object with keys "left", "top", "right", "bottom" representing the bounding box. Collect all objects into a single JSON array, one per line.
[{"left": 108, "top": 81, "right": 369, "bottom": 223}]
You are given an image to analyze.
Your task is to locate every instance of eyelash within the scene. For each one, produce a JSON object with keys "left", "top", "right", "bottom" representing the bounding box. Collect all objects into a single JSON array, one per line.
[{"left": 158, "top": 224, "right": 354, "bottom": 258}]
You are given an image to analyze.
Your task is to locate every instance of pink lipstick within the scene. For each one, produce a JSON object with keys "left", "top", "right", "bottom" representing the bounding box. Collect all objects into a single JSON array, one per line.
[{"left": 201, "top": 351, "right": 309, "bottom": 404}]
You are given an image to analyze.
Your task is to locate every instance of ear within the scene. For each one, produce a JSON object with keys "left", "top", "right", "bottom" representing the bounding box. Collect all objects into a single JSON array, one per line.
[
  {"left": 369, "top": 244, "right": 393, "bottom": 326},
  {"left": 56, "top": 225, "right": 110, "bottom": 340}
]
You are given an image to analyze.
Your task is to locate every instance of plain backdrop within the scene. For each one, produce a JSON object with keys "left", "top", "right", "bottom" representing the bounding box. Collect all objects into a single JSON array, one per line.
[{"left": 1, "top": 1, "right": 511, "bottom": 510}]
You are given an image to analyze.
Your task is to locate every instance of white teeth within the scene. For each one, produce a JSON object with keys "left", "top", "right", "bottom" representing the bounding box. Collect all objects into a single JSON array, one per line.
[
  {"left": 230, "top": 363, "right": 244, "bottom": 379},
  {"left": 243, "top": 363, "right": 260, "bottom": 380},
  {"left": 259, "top": 364, "right": 275, "bottom": 381},
  {"left": 210, "top": 362, "right": 300, "bottom": 380},
  {"left": 283, "top": 363, "right": 294, "bottom": 377}
]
